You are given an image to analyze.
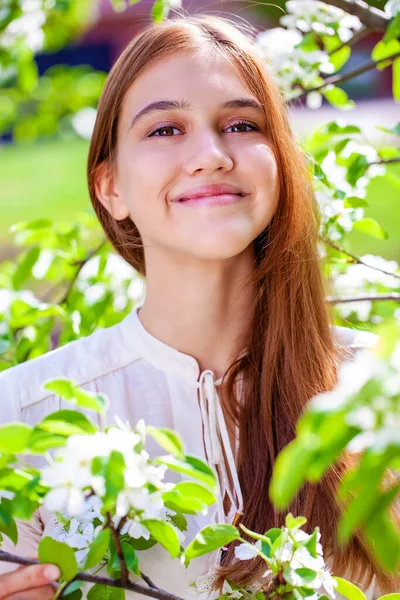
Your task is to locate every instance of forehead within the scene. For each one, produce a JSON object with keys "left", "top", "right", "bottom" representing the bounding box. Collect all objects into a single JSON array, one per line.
[{"left": 119, "top": 48, "right": 252, "bottom": 126}]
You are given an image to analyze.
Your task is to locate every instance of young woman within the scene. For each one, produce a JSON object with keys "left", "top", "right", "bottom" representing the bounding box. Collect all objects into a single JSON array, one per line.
[{"left": 0, "top": 13, "right": 397, "bottom": 600}]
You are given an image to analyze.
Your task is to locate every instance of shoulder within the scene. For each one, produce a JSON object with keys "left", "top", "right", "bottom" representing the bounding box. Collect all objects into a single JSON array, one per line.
[
  {"left": 330, "top": 324, "right": 379, "bottom": 363},
  {"left": 0, "top": 311, "right": 141, "bottom": 420}
]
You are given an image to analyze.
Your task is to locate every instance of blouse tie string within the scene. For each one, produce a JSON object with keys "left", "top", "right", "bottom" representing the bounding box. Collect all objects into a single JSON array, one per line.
[{"left": 197, "top": 369, "right": 244, "bottom": 527}]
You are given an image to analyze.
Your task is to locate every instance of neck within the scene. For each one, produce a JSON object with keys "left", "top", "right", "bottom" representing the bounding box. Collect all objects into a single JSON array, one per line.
[{"left": 138, "top": 246, "right": 255, "bottom": 379}]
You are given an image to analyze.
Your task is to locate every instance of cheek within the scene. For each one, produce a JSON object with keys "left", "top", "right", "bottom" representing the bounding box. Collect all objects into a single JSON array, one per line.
[{"left": 248, "top": 144, "right": 280, "bottom": 209}]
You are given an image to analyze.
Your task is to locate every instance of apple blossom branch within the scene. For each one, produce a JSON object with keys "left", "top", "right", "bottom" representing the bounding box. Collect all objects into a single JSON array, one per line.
[
  {"left": 58, "top": 239, "right": 108, "bottom": 305},
  {"left": 292, "top": 51, "right": 400, "bottom": 101},
  {"left": 323, "top": 238, "right": 400, "bottom": 280},
  {"left": 321, "top": 0, "right": 390, "bottom": 30},
  {"left": 327, "top": 292, "right": 400, "bottom": 303},
  {"left": 328, "top": 25, "right": 370, "bottom": 56},
  {"left": 0, "top": 551, "right": 185, "bottom": 600}
]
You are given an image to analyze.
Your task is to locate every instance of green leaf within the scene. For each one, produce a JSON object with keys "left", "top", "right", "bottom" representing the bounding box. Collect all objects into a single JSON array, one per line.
[
  {"left": 38, "top": 537, "right": 78, "bottom": 581},
  {"left": 9, "top": 219, "right": 53, "bottom": 234},
  {"left": 0, "top": 424, "right": 32, "bottom": 453},
  {"left": 27, "top": 428, "right": 67, "bottom": 453},
  {"left": 84, "top": 528, "right": 110, "bottom": 570},
  {"left": 384, "top": 13, "right": 400, "bottom": 43},
  {"left": 147, "top": 426, "right": 184, "bottom": 457},
  {"left": 332, "top": 577, "right": 366, "bottom": 600},
  {"left": 37, "top": 410, "right": 97, "bottom": 436},
  {"left": 183, "top": 524, "right": 239, "bottom": 566},
  {"left": 128, "top": 536, "right": 157, "bottom": 551},
  {"left": 155, "top": 455, "right": 217, "bottom": 492},
  {"left": 163, "top": 481, "right": 216, "bottom": 514},
  {"left": 330, "top": 45, "right": 351, "bottom": 71},
  {"left": 393, "top": 57, "right": 400, "bottom": 102},
  {"left": 363, "top": 503, "right": 400, "bottom": 572},
  {"left": 284, "top": 566, "right": 317, "bottom": 586},
  {"left": 0, "top": 501, "right": 18, "bottom": 545},
  {"left": 269, "top": 437, "right": 318, "bottom": 509},
  {"left": 121, "top": 541, "right": 140, "bottom": 575},
  {"left": 372, "top": 39, "right": 400, "bottom": 63},
  {"left": 353, "top": 218, "right": 388, "bottom": 240},
  {"left": 285, "top": 514, "right": 307, "bottom": 531},
  {"left": 294, "top": 568, "right": 317, "bottom": 584},
  {"left": 43, "top": 379, "right": 107, "bottom": 413},
  {"left": 344, "top": 196, "right": 368, "bottom": 208},
  {"left": 87, "top": 584, "right": 125, "bottom": 599},
  {"left": 151, "top": 0, "right": 165, "bottom": 23},
  {"left": 324, "top": 122, "right": 360, "bottom": 135},
  {"left": 12, "top": 247, "right": 41, "bottom": 290},
  {"left": 142, "top": 519, "right": 181, "bottom": 558},
  {"left": 260, "top": 528, "right": 282, "bottom": 558},
  {"left": 64, "top": 591, "right": 83, "bottom": 600},
  {"left": 323, "top": 87, "right": 355, "bottom": 110},
  {"left": 304, "top": 528, "right": 318, "bottom": 558},
  {"left": 92, "top": 451, "right": 125, "bottom": 509}
]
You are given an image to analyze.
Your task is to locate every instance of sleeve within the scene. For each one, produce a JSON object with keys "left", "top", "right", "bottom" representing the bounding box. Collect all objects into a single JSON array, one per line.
[{"left": 0, "top": 367, "right": 45, "bottom": 574}]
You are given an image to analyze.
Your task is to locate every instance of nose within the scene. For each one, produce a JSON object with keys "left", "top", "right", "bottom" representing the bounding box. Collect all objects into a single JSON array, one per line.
[{"left": 183, "top": 129, "right": 234, "bottom": 174}]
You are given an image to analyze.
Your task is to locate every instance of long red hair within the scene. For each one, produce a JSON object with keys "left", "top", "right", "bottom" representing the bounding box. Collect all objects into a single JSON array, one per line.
[{"left": 87, "top": 14, "right": 399, "bottom": 593}]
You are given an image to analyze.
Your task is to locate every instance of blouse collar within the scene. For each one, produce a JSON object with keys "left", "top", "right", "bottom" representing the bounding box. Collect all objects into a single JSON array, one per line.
[{"left": 119, "top": 302, "right": 202, "bottom": 381}]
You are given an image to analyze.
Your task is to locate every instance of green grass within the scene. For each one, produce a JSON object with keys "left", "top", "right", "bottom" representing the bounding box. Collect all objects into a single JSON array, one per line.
[
  {"left": 0, "top": 138, "right": 91, "bottom": 244},
  {"left": 1, "top": 138, "right": 399, "bottom": 262}
]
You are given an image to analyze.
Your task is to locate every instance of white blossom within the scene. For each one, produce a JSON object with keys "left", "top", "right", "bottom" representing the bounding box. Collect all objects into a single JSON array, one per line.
[
  {"left": 127, "top": 518, "right": 151, "bottom": 540},
  {"left": 234, "top": 540, "right": 261, "bottom": 560},
  {"left": 272, "top": 528, "right": 337, "bottom": 599},
  {"left": 385, "top": 0, "right": 400, "bottom": 17},
  {"left": 281, "top": 1, "right": 362, "bottom": 41}
]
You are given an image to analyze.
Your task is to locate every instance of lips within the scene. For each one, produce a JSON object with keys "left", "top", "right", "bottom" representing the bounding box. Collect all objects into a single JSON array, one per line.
[{"left": 172, "top": 183, "right": 247, "bottom": 203}]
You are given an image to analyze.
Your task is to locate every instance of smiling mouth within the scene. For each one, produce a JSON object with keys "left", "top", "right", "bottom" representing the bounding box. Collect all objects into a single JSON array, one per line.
[
  {"left": 177, "top": 192, "right": 247, "bottom": 202},
  {"left": 174, "top": 192, "right": 249, "bottom": 207}
]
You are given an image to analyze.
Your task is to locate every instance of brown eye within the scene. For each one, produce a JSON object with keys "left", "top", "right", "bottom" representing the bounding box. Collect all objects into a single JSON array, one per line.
[
  {"left": 226, "top": 120, "right": 258, "bottom": 133},
  {"left": 148, "top": 125, "right": 181, "bottom": 137}
]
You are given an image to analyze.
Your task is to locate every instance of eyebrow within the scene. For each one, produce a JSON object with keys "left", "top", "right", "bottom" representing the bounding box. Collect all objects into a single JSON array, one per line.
[{"left": 128, "top": 98, "right": 265, "bottom": 131}]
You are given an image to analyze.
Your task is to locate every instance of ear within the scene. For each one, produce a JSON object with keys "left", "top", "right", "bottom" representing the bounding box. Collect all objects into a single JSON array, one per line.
[{"left": 94, "top": 161, "right": 130, "bottom": 221}]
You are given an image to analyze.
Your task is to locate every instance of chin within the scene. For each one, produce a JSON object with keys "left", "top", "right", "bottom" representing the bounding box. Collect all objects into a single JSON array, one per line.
[{"left": 185, "top": 239, "right": 253, "bottom": 261}]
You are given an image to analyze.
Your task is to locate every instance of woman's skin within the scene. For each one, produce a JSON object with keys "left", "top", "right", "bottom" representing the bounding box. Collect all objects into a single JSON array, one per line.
[
  {"left": 0, "top": 563, "right": 60, "bottom": 599},
  {"left": 96, "top": 47, "right": 280, "bottom": 380}
]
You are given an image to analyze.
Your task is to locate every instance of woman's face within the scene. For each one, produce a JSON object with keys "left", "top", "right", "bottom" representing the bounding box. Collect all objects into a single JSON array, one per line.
[{"left": 101, "top": 47, "right": 280, "bottom": 261}]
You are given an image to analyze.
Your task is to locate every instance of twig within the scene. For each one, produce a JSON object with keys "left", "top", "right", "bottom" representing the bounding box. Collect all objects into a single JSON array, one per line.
[
  {"left": 0, "top": 551, "right": 184, "bottom": 600},
  {"left": 327, "top": 293, "right": 400, "bottom": 303},
  {"left": 107, "top": 512, "right": 129, "bottom": 585},
  {"left": 320, "top": 0, "right": 390, "bottom": 30},
  {"left": 116, "top": 515, "right": 128, "bottom": 535},
  {"left": 141, "top": 571, "right": 159, "bottom": 589},
  {"left": 292, "top": 52, "right": 400, "bottom": 101},
  {"left": 323, "top": 238, "right": 400, "bottom": 280},
  {"left": 369, "top": 157, "right": 400, "bottom": 165},
  {"left": 57, "top": 239, "right": 107, "bottom": 305},
  {"left": 57, "top": 575, "right": 80, "bottom": 599},
  {"left": 328, "top": 25, "right": 370, "bottom": 56}
]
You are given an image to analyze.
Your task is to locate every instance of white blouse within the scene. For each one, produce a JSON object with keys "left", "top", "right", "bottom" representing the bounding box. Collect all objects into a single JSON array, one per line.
[{"left": 0, "top": 303, "right": 379, "bottom": 599}]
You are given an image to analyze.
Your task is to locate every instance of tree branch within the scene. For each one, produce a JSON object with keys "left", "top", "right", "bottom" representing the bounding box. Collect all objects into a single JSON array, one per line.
[
  {"left": 320, "top": 0, "right": 390, "bottom": 30},
  {"left": 141, "top": 571, "right": 159, "bottom": 589},
  {"left": 327, "top": 293, "right": 400, "bottom": 303},
  {"left": 328, "top": 25, "right": 370, "bottom": 55},
  {"left": 107, "top": 512, "right": 129, "bottom": 586},
  {"left": 57, "top": 239, "right": 107, "bottom": 305},
  {"left": 292, "top": 52, "right": 400, "bottom": 100},
  {"left": 369, "top": 157, "right": 400, "bottom": 165},
  {"left": 0, "top": 551, "right": 184, "bottom": 600},
  {"left": 323, "top": 238, "right": 400, "bottom": 280}
]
